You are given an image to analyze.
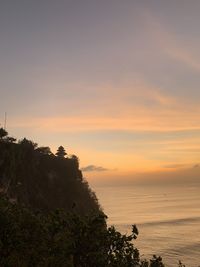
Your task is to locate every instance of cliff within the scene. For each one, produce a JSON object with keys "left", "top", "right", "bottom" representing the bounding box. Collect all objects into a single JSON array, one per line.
[{"left": 0, "top": 133, "right": 100, "bottom": 215}]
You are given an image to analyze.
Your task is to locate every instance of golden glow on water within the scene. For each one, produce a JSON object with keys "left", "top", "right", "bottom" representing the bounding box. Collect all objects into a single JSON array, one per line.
[{"left": 94, "top": 184, "right": 200, "bottom": 267}]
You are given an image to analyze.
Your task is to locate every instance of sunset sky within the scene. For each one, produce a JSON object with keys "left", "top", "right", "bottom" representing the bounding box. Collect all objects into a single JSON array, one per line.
[{"left": 1, "top": 0, "right": 200, "bottom": 184}]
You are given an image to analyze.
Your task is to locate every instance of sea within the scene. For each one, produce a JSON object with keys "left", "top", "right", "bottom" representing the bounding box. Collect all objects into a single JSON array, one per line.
[{"left": 93, "top": 183, "right": 200, "bottom": 267}]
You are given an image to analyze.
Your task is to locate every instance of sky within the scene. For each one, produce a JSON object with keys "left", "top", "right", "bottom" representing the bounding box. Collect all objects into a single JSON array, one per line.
[{"left": 1, "top": 0, "right": 200, "bottom": 185}]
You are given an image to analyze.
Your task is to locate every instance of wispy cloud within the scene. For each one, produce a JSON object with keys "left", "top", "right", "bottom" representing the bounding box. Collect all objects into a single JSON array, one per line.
[
  {"left": 9, "top": 102, "right": 200, "bottom": 133},
  {"left": 162, "top": 163, "right": 187, "bottom": 169},
  {"left": 81, "top": 165, "right": 109, "bottom": 172},
  {"left": 193, "top": 164, "right": 199, "bottom": 168},
  {"left": 142, "top": 9, "right": 200, "bottom": 72}
]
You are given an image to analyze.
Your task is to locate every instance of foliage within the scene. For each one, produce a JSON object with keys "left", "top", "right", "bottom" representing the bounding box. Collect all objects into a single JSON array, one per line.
[
  {"left": 0, "top": 197, "right": 73, "bottom": 267},
  {"left": 0, "top": 127, "right": 8, "bottom": 139},
  {"left": 4, "top": 136, "right": 16, "bottom": 143},
  {"left": 0, "top": 134, "right": 100, "bottom": 214},
  {"left": 56, "top": 146, "right": 67, "bottom": 158},
  {"left": 106, "top": 225, "right": 139, "bottom": 267},
  {"left": 35, "top": 146, "right": 52, "bottom": 155},
  {"left": 0, "top": 197, "right": 167, "bottom": 267}
]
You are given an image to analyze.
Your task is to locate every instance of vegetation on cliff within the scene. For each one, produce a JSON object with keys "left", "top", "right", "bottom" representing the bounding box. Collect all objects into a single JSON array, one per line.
[
  {"left": 0, "top": 129, "right": 99, "bottom": 214},
  {"left": 0, "top": 196, "right": 167, "bottom": 267},
  {"left": 0, "top": 129, "right": 190, "bottom": 267}
]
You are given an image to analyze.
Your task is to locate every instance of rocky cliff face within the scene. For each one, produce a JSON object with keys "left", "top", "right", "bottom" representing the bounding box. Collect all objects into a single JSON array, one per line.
[{"left": 0, "top": 139, "right": 100, "bottom": 214}]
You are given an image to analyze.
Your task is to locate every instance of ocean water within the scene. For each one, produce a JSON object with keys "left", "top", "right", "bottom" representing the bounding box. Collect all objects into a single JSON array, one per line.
[{"left": 93, "top": 184, "right": 200, "bottom": 267}]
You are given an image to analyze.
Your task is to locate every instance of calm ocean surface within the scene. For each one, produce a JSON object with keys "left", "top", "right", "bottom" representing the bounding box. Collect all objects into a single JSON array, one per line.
[{"left": 93, "top": 184, "right": 200, "bottom": 267}]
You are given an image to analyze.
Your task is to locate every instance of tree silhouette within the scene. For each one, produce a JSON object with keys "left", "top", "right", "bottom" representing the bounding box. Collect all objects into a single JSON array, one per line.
[
  {"left": 18, "top": 138, "right": 38, "bottom": 150},
  {"left": 0, "top": 127, "right": 8, "bottom": 139},
  {"left": 36, "top": 146, "right": 52, "bottom": 155},
  {"left": 56, "top": 146, "right": 67, "bottom": 158},
  {"left": 70, "top": 154, "right": 79, "bottom": 168},
  {"left": 5, "top": 136, "right": 16, "bottom": 143}
]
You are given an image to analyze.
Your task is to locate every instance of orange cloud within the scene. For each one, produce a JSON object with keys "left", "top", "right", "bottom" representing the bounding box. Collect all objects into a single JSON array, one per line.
[{"left": 9, "top": 103, "right": 200, "bottom": 133}]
